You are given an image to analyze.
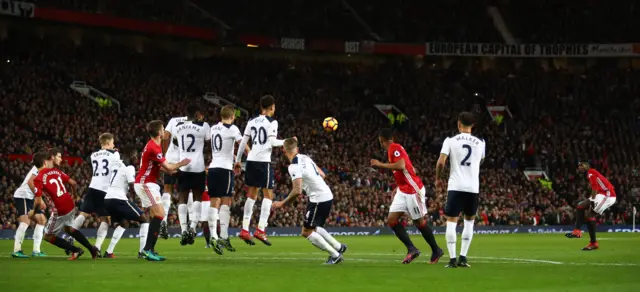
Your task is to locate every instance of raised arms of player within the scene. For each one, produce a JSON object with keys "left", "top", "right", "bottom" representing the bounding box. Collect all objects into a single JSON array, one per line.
[{"left": 268, "top": 120, "right": 285, "bottom": 147}]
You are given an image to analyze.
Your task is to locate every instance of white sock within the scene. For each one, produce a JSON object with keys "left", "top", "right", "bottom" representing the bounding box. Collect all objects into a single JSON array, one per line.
[
  {"left": 315, "top": 227, "right": 341, "bottom": 250},
  {"left": 219, "top": 205, "right": 230, "bottom": 239},
  {"left": 187, "top": 192, "right": 194, "bottom": 222},
  {"left": 257, "top": 198, "right": 272, "bottom": 231},
  {"left": 33, "top": 224, "right": 44, "bottom": 253},
  {"left": 162, "top": 193, "right": 171, "bottom": 223},
  {"left": 14, "top": 222, "right": 28, "bottom": 252},
  {"left": 139, "top": 223, "right": 149, "bottom": 253},
  {"left": 208, "top": 207, "right": 219, "bottom": 240},
  {"left": 460, "top": 219, "right": 475, "bottom": 257},
  {"left": 178, "top": 204, "right": 188, "bottom": 233},
  {"left": 242, "top": 198, "right": 256, "bottom": 231},
  {"left": 190, "top": 201, "right": 201, "bottom": 230},
  {"left": 72, "top": 214, "right": 86, "bottom": 229},
  {"left": 106, "top": 226, "right": 126, "bottom": 254},
  {"left": 445, "top": 221, "right": 457, "bottom": 259},
  {"left": 307, "top": 232, "right": 339, "bottom": 257},
  {"left": 95, "top": 221, "right": 109, "bottom": 250}
]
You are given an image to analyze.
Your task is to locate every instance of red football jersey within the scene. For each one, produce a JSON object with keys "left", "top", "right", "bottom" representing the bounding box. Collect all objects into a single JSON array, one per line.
[
  {"left": 587, "top": 169, "right": 616, "bottom": 197},
  {"left": 202, "top": 180, "right": 210, "bottom": 201},
  {"left": 387, "top": 143, "right": 424, "bottom": 194},
  {"left": 135, "top": 139, "right": 166, "bottom": 184},
  {"left": 34, "top": 168, "right": 75, "bottom": 216}
]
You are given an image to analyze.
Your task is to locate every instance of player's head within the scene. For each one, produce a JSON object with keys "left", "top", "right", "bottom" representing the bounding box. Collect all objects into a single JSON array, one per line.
[
  {"left": 220, "top": 105, "right": 235, "bottom": 123},
  {"left": 283, "top": 138, "right": 299, "bottom": 160},
  {"left": 378, "top": 128, "right": 394, "bottom": 149},
  {"left": 48, "top": 147, "right": 62, "bottom": 166},
  {"left": 457, "top": 112, "right": 475, "bottom": 133},
  {"left": 187, "top": 104, "right": 204, "bottom": 121},
  {"left": 99, "top": 132, "right": 115, "bottom": 149},
  {"left": 147, "top": 120, "right": 164, "bottom": 138},
  {"left": 120, "top": 145, "right": 138, "bottom": 166},
  {"left": 33, "top": 151, "right": 50, "bottom": 168},
  {"left": 578, "top": 161, "right": 590, "bottom": 172},
  {"left": 260, "top": 95, "right": 276, "bottom": 117}
]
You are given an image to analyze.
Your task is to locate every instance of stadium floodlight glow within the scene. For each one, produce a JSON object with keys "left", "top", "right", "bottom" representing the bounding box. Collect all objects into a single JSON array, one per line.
[{"left": 247, "top": 44, "right": 258, "bottom": 48}]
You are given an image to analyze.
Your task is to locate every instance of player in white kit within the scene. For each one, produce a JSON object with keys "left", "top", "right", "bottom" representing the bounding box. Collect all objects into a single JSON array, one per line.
[
  {"left": 170, "top": 104, "right": 210, "bottom": 245},
  {"left": 273, "top": 138, "right": 346, "bottom": 264},
  {"left": 11, "top": 151, "right": 50, "bottom": 258},
  {"left": 102, "top": 147, "right": 150, "bottom": 258},
  {"left": 161, "top": 114, "right": 187, "bottom": 239},
  {"left": 435, "top": 112, "right": 485, "bottom": 268},
  {"left": 73, "top": 133, "right": 121, "bottom": 256}
]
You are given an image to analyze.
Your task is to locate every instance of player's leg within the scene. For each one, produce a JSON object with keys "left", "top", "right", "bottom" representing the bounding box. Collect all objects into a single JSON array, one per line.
[
  {"left": 582, "top": 195, "right": 615, "bottom": 251},
  {"left": 12, "top": 198, "right": 30, "bottom": 258},
  {"left": 103, "top": 199, "right": 136, "bottom": 257},
  {"left": 208, "top": 198, "right": 223, "bottom": 254},
  {"left": 408, "top": 189, "right": 442, "bottom": 263},
  {"left": 458, "top": 193, "right": 479, "bottom": 267},
  {"left": 43, "top": 216, "right": 83, "bottom": 259},
  {"left": 177, "top": 177, "right": 191, "bottom": 245},
  {"left": 567, "top": 199, "right": 590, "bottom": 238},
  {"left": 301, "top": 201, "right": 342, "bottom": 264},
  {"left": 138, "top": 214, "right": 150, "bottom": 257},
  {"left": 444, "top": 191, "right": 462, "bottom": 268},
  {"left": 94, "top": 216, "right": 110, "bottom": 254},
  {"left": 255, "top": 164, "right": 275, "bottom": 241},
  {"left": 73, "top": 189, "right": 100, "bottom": 230},
  {"left": 187, "top": 191, "right": 194, "bottom": 227},
  {"left": 217, "top": 169, "right": 235, "bottom": 251},
  {"left": 105, "top": 221, "right": 126, "bottom": 258},
  {"left": 188, "top": 172, "right": 205, "bottom": 235},
  {"left": 240, "top": 161, "right": 259, "bottom": 244},
  {"left": 134, "top": 183, "right": 166, "bottom": 261},
  {"left": 62, "top": 211, "right": 100, "bottom": 260},
  {"left": 161, "top": 172, "right": 176, "bottom": 239},
  {"left": 32, "top": 213, "right": 48, "bottom": 257},
  {"left": 387, "top": 191, "right": 419, "bottom": 263},
  {"left": 312, "top": 201, "right": 346, "bottom": 254}
]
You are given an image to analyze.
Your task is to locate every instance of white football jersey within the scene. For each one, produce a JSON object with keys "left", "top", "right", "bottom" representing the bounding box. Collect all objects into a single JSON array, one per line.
[
  {"left": 89, "top": 149, "right": 121, "bottom": 192},
  {"left": 209, "top": 122, "right": 243, "bottom": 170},
  {"left": 105, "top": 161, "right": 136, "bottom": 201},
  {"left": 13, "top": 166, "right": 39, "bottom": 199},
  {"left": 288, "top": 154, "right": 333, "bottom": 203},
  {"left": 440, "top": 133, "right": 485, "bottom": 193},
  {"left": 171, "top": 120, "right": 211, "bottom": 173},
  {"left": 241, "top": 115, "right": 280, "bottom": 163},
  {"left": 165, "top": 116, "right": 188, "bottom": 163}
]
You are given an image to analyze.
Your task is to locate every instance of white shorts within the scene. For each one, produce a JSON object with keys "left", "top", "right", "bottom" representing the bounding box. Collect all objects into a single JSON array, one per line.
[
  {"left": 589, "top": 194, "right": 616, "bottom": 215},
  {"left": 45, "top": 209, "right": 76, "bottom": 235},
  {"left": 134, "top": 183, "right": 162, "bottom": 208},
  {"left": 200, "top": 201, "right": 210, "bottom": 221},
  {"left": 389, "top": 187, "right": 427, "bottom": 220}
]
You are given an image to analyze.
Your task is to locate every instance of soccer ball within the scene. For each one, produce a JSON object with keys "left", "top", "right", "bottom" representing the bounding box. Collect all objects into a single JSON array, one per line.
[{"left": 322, "top": 117, "right": 338, "bottom": 131}]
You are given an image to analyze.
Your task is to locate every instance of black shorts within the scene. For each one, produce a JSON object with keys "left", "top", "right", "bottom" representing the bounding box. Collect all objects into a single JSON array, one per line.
[
  {"left": 14, "top": 198, "right": 44, "bottom": 216},
  {"left": 207, "top": 168, "right": 234, "bottom": 198},
  {"left": 104, "top": 199, "right": 144, "bottom": 223},
  {"left": 163, "top": 171, "right": 179, "bottom": 185},
  {"left": 444, "top": 191, "right": 479, "bottom": 217},
  {"left": 244, "top": 161, "right": 275, "bottom": 189},
  {"left": 79, "top": 188, "right": 108, "bottom": 216},
  {"left": 304, "top": 200, "right": 333, "bottom": 229},
  {"left": 178, "top": 171, "right": 206, "bottom": 193}
]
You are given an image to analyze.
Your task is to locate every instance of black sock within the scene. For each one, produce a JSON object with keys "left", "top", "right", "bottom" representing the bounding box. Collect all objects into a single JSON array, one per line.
[
  {"left": 49, "top": 236, "right": 80, "bottom": 252},
  {"left": 416, "top": 221, "right": 439, "bottom": 253},
  {"left": 144, "top": 216, "right": 162, "bottom": 251},
  {"left": 203, "top": 223, "right": 211, "bottom": 245},
  {"left": 587, "top": 219, "right": 597, "bottom": 243},
  {"left": 70, "top": 229, "right": 94, "bottom": 251},
  {"left": 575, "top": 208, "right": 585, "bottom": 229},
  {"left": 390, "top": 223, "right": 415, "bottom": 251}
]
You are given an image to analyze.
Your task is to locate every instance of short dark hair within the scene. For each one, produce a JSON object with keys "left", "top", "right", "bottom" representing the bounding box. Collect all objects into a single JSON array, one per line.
[
  {"left": 379, "top": 128, "right": 394, "bottom": 141},
  {"left": 220, "top": 105, "right": 235, "bottom": 120},
  {"left": 260, "top": 95, "right": 275, "bottom": 110},
  {"left": 48, "top": 147, "right": 62, "bottom": 158},
  {"left": 119, "top": 145, "right": 137, "bottom": 165},
  {"left": 458, "top": 112, "right": 475, "bottom": 127},
  {"left": 99, "top": 132, "right": 114, "bottom": 146},
  {"left": 147, "top": 120, "right": 164, "bottom": 137},
  {"left": 186, "top": 104, "right": 200, "bottom": 119},
  {"left": 33, "top": 151, "right": 49, "bottom": 168}
]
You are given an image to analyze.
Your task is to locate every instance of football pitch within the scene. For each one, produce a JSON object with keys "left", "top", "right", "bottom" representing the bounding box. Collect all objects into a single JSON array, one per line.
[{"left": 2, "top": 233, "right": 639, "bottom": 292}]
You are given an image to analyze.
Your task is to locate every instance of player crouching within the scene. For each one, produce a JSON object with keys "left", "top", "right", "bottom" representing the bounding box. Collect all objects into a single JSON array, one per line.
[{"left": 272, "top": 138, "right": 346, "bottom": 264}]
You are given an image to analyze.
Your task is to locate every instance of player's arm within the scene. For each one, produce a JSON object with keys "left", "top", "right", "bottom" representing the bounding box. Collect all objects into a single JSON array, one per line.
[
  {"left": 31, "top": 178, "right": 44, "bottom": 215},
  {"left": 280, "top": 178, "right": 303, "bottom": 206},
  {"left": 26, "top": 173, "right": 38, "bottom": 196},
  {"left": 371, "top": 158, "right": 405, "bottom": 170},
  {"left": 235, "top": 135, "right": 250, "bottom": 163},
  {"left": 161, "top": 160, "right": 190, "bottom": 172},
  {"left": 162, "top": 120, "right": 174, "bottom": 155},
  {"left": 435, "top": 154, "right": 448, "bottom": 180},
  {"left": 67, "top": 178, "right": 78, "bottom": 197}
]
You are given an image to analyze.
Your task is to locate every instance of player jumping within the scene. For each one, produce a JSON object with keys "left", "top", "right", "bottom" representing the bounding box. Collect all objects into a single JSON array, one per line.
[
  {"left": 273, "top": 138, "right": 347, "bottom": 264},
  {"left": 565, "top": 162, "right": 617, "bottom": 251},
  {"left": 161, "top": 114, "right": 188, "bottom": 239},
  {"left": 371, "top": 129, "right": 443, "bottom": 264},
  {"left": 435, "top": 112, "right": 485, "bottom": 268}
]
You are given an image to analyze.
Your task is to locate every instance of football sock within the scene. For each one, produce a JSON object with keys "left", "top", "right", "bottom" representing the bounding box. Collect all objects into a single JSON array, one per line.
[
  {"left": 106, "top": 226, "right": 125, "bottom": 254},
  {"left": 219, "top": 205, "right": 231, "bottom": 239},
  {"left": 144, "top": 216, "right": 162, "bottom": 251},
  {"left": 178, "top": 204, "right": 188, "bottom": 233},
  {"left": 315, "top": 227, "right": 341, "bottom": 250},
  {"left": 162, "top": 193, "right": 172, "bottom": 223},
  {"left": 48, "top": 236, "right": 80, "bottom": 252},
  {"left": 70, "top": 229, "right": 94, "bottom": 251},
  {"left": 306, "top": 232, "right": 340, "bottom": 257},
  {"left": 72, "top": 214, "right": 86, "bottom": 229},
  {"left": 95, "top": 221, "right": 109, "bottom": 250},
  {"left": 242, "top": 198, "right": 256, "bottom": 231},
  {"left": 14, "top": 222, "right": 28, "bottom": 252},
  {"left": 209, "top": 207, "right": 219, "bottom": 240},
  {"left": 587, "top": 218, "right": 597, "bottom": 243},
  {"left": 460, "top": 219, "right": 475, "bottom": 257},
  {"left": 575, "top": 208, "right": 585, "bottom": 229},
  {"left": 203, "top": 224, "right": 211, "bottom": 246},
  {"left": 187, "top": 192, "right": 194, "bottom": 223},
  {"left": 33, "top": 224, "right": 44, "bottom": 253},
  {"left": 445, "top": 221, "right": 457, "bottom": 259},
  {"left": 139, "top": 223, "right": 149, "bottom": 253},
  {"left": 389, "top": 222, "right": 415, "bottom": 250},
  {"left": 416, "top": 220, "right": 440, "bottom": 253},
  {"left": 257, "top": 198, "right": 272, "bottom": 231},
  {"left": 189, "top": 201, "right": 201, "bottom": 230}
]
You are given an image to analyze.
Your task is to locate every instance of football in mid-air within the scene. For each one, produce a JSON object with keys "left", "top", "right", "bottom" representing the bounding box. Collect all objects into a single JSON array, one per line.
[{"left": 322, "top": 117, "right": 338, "bottom": 131}]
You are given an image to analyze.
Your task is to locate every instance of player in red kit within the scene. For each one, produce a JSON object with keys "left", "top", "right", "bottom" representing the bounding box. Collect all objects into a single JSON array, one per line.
[
  {"left": 371, "top": 129, "right": 443, "bottom": 264},
  {"left": 134, "top": 120, "right": 191, "bottom": 261},
  {"left": 566, "top": 162, "right": 617, "bottom": 250},
  {"left": 32, "top": 148, "right": 100, "bottom": 260}
]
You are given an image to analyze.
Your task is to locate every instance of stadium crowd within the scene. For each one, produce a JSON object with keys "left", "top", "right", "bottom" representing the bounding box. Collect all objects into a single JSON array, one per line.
[{"left": 1, "top": 31, "right": 639, "bottom": 231}]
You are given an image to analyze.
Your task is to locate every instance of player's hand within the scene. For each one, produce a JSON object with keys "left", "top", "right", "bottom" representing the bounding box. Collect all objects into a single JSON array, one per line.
[
  {"left": 272, "top": 201, "right": 284, "bottom": 209},
  {"left": 233, "top": 162, "right": 242, "bottom": 175},
  {"left": 370, "top": 159, "right": 382, "bottom": 167},
  {"left": 27, "top": 210, "right": 35, "bottom": 218},
  {"left": 179, "top": 158, "right": 191, "bottom": 166}
]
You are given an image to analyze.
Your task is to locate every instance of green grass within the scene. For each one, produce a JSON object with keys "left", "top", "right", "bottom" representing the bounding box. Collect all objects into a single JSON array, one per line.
[{"left": 2, "top": 233, "right": 639, "bottom": 292}]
